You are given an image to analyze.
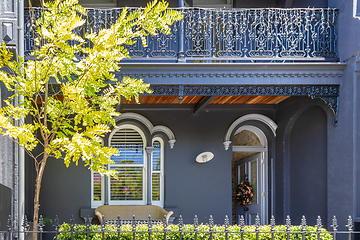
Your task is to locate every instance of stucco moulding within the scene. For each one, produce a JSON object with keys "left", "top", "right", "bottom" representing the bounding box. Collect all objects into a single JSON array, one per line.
[{"left": 117, "top": 63, "right": 345, "bottom": 85}]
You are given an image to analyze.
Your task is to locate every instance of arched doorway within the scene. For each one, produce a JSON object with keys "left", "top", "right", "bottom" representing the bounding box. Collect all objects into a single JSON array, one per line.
[{"left": 231, "top": 126, "right": 268, "bottom": 225}]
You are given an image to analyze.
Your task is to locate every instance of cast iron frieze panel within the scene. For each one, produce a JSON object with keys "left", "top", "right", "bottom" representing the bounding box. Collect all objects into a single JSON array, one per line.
[{"left": 146, "top": 84, "right": 340, "bottom": 125}]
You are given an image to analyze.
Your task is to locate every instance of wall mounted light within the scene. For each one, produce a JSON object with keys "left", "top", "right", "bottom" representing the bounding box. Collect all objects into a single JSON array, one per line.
[{"left": 196, "top": 152, "right": 214, "bottom": 163}]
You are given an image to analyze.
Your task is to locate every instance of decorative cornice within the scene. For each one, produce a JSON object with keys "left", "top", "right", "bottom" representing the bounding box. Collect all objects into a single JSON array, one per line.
[
  {"left": 146, "top": 84, "right": 339, "bottom": 97},
  {"left": 117, "top": 72, "right": 343, "bottom": 79}
]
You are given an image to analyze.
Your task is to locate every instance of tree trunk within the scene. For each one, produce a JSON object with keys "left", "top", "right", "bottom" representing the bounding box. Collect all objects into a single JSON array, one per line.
[{"left": 32, "top": 152, "right": 48, "bottom": 240}]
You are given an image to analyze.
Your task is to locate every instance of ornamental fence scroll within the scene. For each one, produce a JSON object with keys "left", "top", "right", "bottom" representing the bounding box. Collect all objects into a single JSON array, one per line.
[
  {"left": 24, "top": 7, "right": 338, "bottom": 61},
  {"left": 1, "top": 214, "right": 359, "bottom": 240}
]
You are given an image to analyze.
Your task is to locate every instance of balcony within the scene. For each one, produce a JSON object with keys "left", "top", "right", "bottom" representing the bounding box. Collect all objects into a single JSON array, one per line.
[{"left": 24, "top": 7, "right": 338, "bottom": 62}]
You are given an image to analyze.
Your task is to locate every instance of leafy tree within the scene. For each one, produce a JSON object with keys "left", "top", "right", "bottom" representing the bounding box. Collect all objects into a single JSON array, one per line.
[{"left": 0, "top": 0, "right": 182, "bottom": 235}]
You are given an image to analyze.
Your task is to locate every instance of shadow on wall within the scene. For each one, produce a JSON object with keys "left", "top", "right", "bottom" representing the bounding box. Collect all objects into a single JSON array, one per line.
[{"left": 0, "top": 184, "right": 11, "bottom": 231}]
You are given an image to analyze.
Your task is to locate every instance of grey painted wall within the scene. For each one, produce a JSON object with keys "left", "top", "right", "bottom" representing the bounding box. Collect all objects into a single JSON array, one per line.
[
  {"left": 29, "top": 97, "right": 336, "bottom": 226},
  {"left": 30, "top": 107, "right": 278, "bottom": 224},
  {"left": 289, "top": 106, "right": 327, "bottom": 226},
  {"left": 328, "top": 0, "right": 360, "bottom": 226},
  {"left": 20, "top": 0, "right": 360, "bottom": 229}
]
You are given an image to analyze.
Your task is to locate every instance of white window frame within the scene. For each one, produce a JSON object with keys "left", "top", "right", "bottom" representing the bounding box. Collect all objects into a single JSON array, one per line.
[
  {"left": 151, "top": 137, "right": 164, "bottom": 207},
  {"left": 91, "top": 171, "right": 105, "bottom": 208},
  {"left": 91, "top": 124, "right": 165, "bottom": 207},
  {"left": 108, "top": 124, "right": 147, "bottom": 205}
]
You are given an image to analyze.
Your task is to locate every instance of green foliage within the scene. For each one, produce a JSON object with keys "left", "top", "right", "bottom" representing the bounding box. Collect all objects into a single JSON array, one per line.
[
  {"left": 56, "top": 223, "right": 333, "bottom": 240},
  {"left": 0, "top": 0, "right": 183, "bottom": 176}
]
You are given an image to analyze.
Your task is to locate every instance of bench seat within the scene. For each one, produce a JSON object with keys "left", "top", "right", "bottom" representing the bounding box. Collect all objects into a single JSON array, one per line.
[{"left": 95, "top": 205, "right": 173, "bottom": 224}]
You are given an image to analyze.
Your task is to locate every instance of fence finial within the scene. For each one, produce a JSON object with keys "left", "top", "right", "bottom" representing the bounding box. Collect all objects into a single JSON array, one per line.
[
  {"left": 255, "top": 214, "right": 260, "bottom": 231},
  {"left": 301, "top": 215, "right": 307, "bottom": 231},
  {"left": 239, "top": 215, "right": 245, "bottom": 232},
  {"left": 117, "top": 215, "right": 121, "bottom": 229},
  {"left": 22, "top": 215, "right": 29, "bottom": 232},
  {"left": 53, "top": 215, "right": 60, "bottom": 231},
  {"left": 84, "top": 215, "right": 91, "bottom": 227},
  {"left": 148, "top": 215, "right": 152, "bottom": 228},
  {"left": 346, "top": 216, "right": 353, "bottom": 231},
  {"left": 38, "top": 215, "right": 45, "bottom": 232},
  {"left": 286, "top": 215, "right": 291, "bottom": 231},
  {"left": 270, "top": 215, "right": 276, "bottom": 231},
  {"left": 316, "top": 216, "right": 323, "bottom": 231},
  {"left": 179, "top": 215, "right": 183, "bottom": 228},
  {"left": 163, "top": 215, "right": 168, "bottom": 227},
  {"left": 132, "top": 215, "right": 136, "bottom": 229},
  {"left": 331, "top": 216, "right": 338, "bottom": 231},
  {"left": 194, "top": 215, "right": 199, "bottom": 226},
  {"left": 7, "top": 215, "right": 12, "bottom": 232},
  {"left": 224, "top": 215, "right": 229, "bottom": 228},
  {"left": 101, "top": 215, "right": 106, "bottom": 229},
  {"left": 209, "top": 215, "right": 214, "bottom": 227}
]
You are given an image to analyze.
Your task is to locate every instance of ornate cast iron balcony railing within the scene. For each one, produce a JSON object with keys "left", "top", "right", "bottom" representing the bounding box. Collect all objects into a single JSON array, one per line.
[{"left": 24, "top": 7, "right": 338, "bottom": 62}]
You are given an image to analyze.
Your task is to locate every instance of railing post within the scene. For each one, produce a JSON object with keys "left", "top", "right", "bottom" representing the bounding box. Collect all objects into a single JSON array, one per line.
[
  {"left": 177, "top": 0, "right": 185, "bottom": 62},
  {"left": 270, "top": 215, "right": 275, "bottom": 240},
  {"left": 274, "top": 9, "right": 279, "bottom": 58},
  {"left": 300, "top": 215, "right": 307, "bottom": 240},
  {"left": 224, "top": 215, "right": 229, "bottom": 240},
  {"left": 7, "top": 215, "right": 12, "bottom": 240},
  {"left": 255, "top": 214, "right": 260, "bottom": 240},
  {"left": 148, "top": 216, "right": 152, "bottom": 240},
  {"left": 316, "top": 216, "right": 323, "bottom": 240},
  {"left": 116, "top": 215, "right": 121, "bottom": 240},
  {"left": 346, "top": 216, "right": 353, "bottom": 240},
  {"left": 132, "top": 216, "right": 136, "bottom": 240},
  {"left": 53, "top": 216, "right": 59, "bottom": 240},
  {"left": 331, "top": 216, "right": 338, "bottom": 240},
  {"left": 163, "top": 215, "right": 168, "bottom": 240},
  {"left": 194, "top": 215, "right": 198, "bottom": 240},
  {"left": 285, "top": 215, "right": 291, "bottom": 240},
  {"left": 239, "top": 215, "right": 245, "bottom": 240},
  {"left": 179, "top": 215, "right": 183, "bottom": 240},
  {"left": 305, "top": 9, "right": 311, "bottom": 58},
  {"left": 70, "top": 216, "right": 75, "bottom": 240},
  {"left": 209, "top": 215, "right": 214, "bottom": 240}
]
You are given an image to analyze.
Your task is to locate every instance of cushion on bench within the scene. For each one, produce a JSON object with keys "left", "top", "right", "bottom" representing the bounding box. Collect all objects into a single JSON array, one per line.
[{"left": 95, "top": 205, "right": 173, "bottom": 224}]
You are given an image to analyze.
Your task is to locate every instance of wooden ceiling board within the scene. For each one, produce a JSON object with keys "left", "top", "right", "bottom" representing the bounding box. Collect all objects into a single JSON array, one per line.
[{"left": 121, "top": 95, "right": 289, "bottom": 105}]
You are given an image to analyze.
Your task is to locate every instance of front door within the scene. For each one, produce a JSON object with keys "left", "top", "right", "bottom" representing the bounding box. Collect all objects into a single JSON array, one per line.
[{"left": 235, "top": 153, "right": 265, "bottom": 224}]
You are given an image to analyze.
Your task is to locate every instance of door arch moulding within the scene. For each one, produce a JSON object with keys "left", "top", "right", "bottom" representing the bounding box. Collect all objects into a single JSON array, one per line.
[{"left": 224, "top": 114, "right": 277, "bottom": 150}]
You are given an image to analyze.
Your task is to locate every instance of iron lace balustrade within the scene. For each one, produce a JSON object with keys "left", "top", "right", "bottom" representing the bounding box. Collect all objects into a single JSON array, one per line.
[{"left": 24, "top": 7, "right": 338, "bottom": 62}]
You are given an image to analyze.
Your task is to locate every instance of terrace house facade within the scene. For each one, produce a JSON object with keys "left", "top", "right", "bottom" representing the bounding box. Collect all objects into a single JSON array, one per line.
[{"left": 1, "top": 0, "right": 360, "bottom": 231}]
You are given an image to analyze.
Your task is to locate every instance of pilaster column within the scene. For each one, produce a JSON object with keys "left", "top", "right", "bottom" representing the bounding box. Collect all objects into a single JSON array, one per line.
[{"left": 145, "top": 147, "right": 154, "bottom": 205}]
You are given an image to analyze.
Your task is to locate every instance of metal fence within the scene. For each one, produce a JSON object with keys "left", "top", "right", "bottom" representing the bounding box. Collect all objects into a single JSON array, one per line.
[
  {"left": 1, "top": 214, "right": 359, "bottom": 240},
  {"left": 24, "top": 7, "right": 338, "bottom": 62}
]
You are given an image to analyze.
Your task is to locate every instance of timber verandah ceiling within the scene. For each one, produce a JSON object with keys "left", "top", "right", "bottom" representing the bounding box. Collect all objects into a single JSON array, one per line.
[{"left": 121, "top": 95, "right": 290, "bottom": 105}]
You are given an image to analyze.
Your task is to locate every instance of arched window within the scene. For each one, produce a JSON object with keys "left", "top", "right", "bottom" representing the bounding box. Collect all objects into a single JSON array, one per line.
[
  {"left": 91, "top": 124, "right": 164, "bottom": 207},
  {"left": 109, "top": 126, "right": 146, "bottom": 204}
]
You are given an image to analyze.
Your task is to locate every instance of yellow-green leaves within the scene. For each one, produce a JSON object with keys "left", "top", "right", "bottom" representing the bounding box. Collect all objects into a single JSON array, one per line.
[
  {"left": 0, "top": 109, "right": 38, "bottom": 151},
  {"left": 0, "top": 0, "right": 181, "bottom": 177},
  {"left": 50, "top": 124, "right": 117, "bottom": 176}
]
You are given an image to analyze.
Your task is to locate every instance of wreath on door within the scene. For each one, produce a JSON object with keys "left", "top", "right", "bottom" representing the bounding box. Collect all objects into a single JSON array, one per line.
[{"left": 236, "top": 180, "right": 254, "bottom": 205}]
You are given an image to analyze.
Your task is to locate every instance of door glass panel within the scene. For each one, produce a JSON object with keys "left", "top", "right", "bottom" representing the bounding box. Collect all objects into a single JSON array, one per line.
[
  {"left": 239, "top": 164, "right": 245, "bottom": 182},
  {"left": 250, "top": 161, "right": 257, "bottom": 203}
]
